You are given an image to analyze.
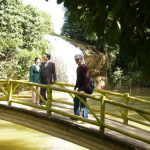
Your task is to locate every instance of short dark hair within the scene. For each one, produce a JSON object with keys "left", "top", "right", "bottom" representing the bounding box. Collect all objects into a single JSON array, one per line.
[
  {"left": 34, "top": 57, "right": 40, "bottom": 63},
  {"left": 45, "top": 53, "right": 51, "bottom": 60}
]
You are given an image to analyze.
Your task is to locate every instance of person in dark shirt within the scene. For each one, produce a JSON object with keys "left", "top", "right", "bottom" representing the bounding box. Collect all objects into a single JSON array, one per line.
[
  {"left": 74, "top": 54, "right": 90, "bottom": 118},
  {"left": 40, "top": 53, "right": 57, "bottom": 103}
]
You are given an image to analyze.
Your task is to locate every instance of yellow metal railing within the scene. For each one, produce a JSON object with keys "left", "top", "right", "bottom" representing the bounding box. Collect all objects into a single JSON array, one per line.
[{"left": 0, "top": 79, "right": 149, "bottom": 144}]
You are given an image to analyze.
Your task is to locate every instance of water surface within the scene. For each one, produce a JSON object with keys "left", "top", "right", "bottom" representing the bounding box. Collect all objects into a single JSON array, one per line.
[{"left": 0, "top": 120, "right": 88, "bottom": 150}]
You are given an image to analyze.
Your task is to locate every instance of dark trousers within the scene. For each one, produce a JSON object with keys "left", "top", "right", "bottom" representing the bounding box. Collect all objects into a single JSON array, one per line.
[
  {"left": 40, "top": 78, "right": 48, "bottom": 103},
  {"left": 40, "top": 87, "right": 47, "bottom": 102}
]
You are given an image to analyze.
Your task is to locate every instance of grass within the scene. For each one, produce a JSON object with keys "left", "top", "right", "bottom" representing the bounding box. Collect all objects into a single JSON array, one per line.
[{"left": 88, "top": 91, "right": 150, "bottom": 126}]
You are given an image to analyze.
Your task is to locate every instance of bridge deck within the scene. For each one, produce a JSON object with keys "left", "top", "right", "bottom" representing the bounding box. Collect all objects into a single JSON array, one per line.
[{"left": 2, "top": 101, "right": 148, "bottom": 150}]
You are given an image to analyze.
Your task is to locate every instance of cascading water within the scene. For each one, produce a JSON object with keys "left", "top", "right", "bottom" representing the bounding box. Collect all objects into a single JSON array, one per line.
[{"left": 44, "top": 35, "right": 83, "bottom": 84}]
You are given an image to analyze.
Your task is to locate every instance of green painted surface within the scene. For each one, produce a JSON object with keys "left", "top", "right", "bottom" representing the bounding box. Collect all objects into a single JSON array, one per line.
[{"left": 0, "top": 120, "right": 88, "bottom": 150}]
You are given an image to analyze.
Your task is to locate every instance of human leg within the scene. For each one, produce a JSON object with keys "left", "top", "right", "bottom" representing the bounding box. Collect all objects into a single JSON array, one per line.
[
  {"left": 32, "top": 86, "right": 36, "bottom": 103},
  {"left": 73, "top": 96, "right": 80, "bottom": 116},
  {"left": 40, "top": 87, "right": 47, "bottom": 104},
  {"left": 81, "top": 98, "right": 88, "bottom": 118},
  {"left": 36, "top": 86, "right": 40, "bottom": 104},
  {"left": 82, "top": 107, "right": 89, "bottom": 118}
]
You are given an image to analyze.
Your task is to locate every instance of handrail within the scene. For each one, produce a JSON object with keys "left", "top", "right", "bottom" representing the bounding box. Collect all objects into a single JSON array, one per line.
[
  {"left": 0, "top": 79, "right": 149, "bottom": 144},
  {"left": 105, "top": 99, "right": 150, "bottom": 115}
]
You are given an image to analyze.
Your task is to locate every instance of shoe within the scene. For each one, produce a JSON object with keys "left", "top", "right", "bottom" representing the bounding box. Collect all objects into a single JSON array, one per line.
[{"left": 38, "top": 102, "right": 43, "bottom": 105}]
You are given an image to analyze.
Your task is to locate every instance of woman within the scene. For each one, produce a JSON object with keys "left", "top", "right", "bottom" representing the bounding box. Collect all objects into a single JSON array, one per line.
[{"left": 29, "top": 57, "right": 41, "bottom": 104}]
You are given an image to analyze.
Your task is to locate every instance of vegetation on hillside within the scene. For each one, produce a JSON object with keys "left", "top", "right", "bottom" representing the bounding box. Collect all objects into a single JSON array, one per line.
[
  {"left": 0, "top": 0, "right": 54, "bottom": 79},
  {"left": 59, "top": 0, "right": 150, "bottom": 89}
]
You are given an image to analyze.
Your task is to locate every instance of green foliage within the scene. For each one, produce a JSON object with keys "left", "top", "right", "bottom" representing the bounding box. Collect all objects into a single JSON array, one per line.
[
  {"left": 111, "top": 67, "right": 124, "bottom": 89},
  {"left": 59, "top": 0, "right": 150, "bottom": 87},
  {"left": 15, "top": 49, "right": 39, "bottom": 79},
  {"left": 61, "top": 11, "right": 97, "bottom": 44},
  {"left": 40, "top": 12, "right": 54, "bottom": 34},
  {"left": 0, "top": 0, "right": 54, "bottom": 79}
]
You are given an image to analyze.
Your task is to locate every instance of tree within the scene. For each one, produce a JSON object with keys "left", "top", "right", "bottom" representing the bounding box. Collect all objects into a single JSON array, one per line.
[
  {"left": 61, "top": 11, "right": 97, "bottom": 44},
  {"left": 57, "top": 0, "right": 150, "bottom": 85},
  {"left": 0, "top": 0, "right": 54, "bottom": 79}
]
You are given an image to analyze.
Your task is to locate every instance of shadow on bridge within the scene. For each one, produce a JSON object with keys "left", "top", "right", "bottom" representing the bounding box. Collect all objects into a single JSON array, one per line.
[{"left": 0, "top": 79, "right": 149, "bottom": 150}]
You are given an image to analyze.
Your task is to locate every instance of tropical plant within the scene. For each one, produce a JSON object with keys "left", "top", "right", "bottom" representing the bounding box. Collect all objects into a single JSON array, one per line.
[
  {"left": 57, "top": 0, "right": 150, "bottom": 87},
  {"left": 0, "top": 0, "right": 54, "bottom": 79}
]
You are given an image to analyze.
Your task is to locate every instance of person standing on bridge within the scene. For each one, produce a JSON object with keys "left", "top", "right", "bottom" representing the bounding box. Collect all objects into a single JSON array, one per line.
[
  {"left": 40, "top": 53, "right": 57, "bottom": 104},
  {"left": 74, "top": 54, "right": 90, "bottom": 118},
  {"left": 29, "top": 57, "right": 41, "bottom": 104}
]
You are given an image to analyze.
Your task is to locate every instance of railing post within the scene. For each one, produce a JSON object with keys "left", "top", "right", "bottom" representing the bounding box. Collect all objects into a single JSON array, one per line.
[
  {"left": 46, "top": 85, "right": 52, "bottom": 115},
  {"left": 7, "top": 81, "right": 12, "bottom": 106},
  {"left": 123, "top": 93, "right": 129, "bottom": 125},
  {"left": 100, "top": 96, "right": 105, "bottom": 133}
]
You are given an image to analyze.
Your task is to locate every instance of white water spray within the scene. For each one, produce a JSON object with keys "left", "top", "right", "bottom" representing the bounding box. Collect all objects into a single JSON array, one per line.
[{"left": 44, "top": 35, "right": 83, "bottom": 84}]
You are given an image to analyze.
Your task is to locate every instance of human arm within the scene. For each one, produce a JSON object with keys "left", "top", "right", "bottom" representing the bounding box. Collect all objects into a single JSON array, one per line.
[
  {"left": 52, "top": 62, "right": 57, "bottom": 82},
  {"left": 82, "top": 65, "right": 90, "bottom": 92},
  {"left": 29, "top": 65, "right": 34, "bottom": 82}
]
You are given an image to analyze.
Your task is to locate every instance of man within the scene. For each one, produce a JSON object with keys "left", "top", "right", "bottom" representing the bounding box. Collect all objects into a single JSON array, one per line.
[
  {"left": 74, "top": 54, "right": 90, "bottom": 118},
  {"left": 40, "top": 53, "right": 57, "bottom": 102}
]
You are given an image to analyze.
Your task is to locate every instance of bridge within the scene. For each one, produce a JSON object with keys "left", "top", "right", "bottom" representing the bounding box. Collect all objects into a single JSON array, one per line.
[{"left": 0, "top": 79, "right": 149, "bottom": 150}]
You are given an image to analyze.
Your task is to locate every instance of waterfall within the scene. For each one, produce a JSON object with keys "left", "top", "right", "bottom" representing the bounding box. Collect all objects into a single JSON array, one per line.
[{"left": 44, "top": 35, "right": 83, "bottom": 84}]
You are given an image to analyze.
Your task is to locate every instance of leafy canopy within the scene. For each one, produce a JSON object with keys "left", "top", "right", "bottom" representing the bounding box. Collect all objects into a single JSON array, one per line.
[
  {"left": 58, "top": 0, "right": 150, "bottom": 83},
  {"left": 0, "top": 0, "right": 54, "bottom": 79}
]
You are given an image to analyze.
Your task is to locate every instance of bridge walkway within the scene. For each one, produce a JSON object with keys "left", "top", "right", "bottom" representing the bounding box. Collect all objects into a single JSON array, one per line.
[
  {"left": 1, "top": 100, "right": 149, "bottom": 150},
  {"left": 0, "top": 80, "right": 150, "bottom": 149}
]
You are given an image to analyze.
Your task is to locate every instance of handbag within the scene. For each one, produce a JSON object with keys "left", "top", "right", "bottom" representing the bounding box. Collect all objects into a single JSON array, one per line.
[{"left": 86, "top": 79, "right": 95, "bottom": 94}]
